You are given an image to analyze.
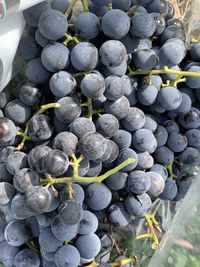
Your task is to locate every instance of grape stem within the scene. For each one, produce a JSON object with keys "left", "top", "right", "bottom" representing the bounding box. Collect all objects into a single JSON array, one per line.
[
  {"left": 129, "top": 65, "right": 200, "bottom": 78},
  {"left": 65, "top": 0, "right": 78, "bottom": 18},
  {"left": 40, "top": 157, "right": 135, "bottom": 185},
  {"left": 63, "top": 33, "right": 80, "bottom": 46},
  {"left": 136, "top": 214, "right": 160, "bottom": 249},
  {"left": 81, "top": 0, "right": 89, "bottom": 12},
  {"left": 166, "top": 162, "right": 177, "bottom": 179}
]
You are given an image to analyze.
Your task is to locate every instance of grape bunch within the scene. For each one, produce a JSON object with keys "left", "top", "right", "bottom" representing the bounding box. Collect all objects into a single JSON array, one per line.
[{"left": 0, "top": 0, "right": 200, "bottom": 266}]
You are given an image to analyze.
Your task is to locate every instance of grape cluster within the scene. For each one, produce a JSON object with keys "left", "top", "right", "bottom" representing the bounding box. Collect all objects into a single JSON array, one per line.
[{"left": 0, "top": 0, "right": 200, "bottom": 266}]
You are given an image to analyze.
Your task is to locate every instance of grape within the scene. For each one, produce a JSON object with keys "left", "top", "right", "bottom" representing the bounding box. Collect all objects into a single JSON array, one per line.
[
  {"left": 186, "top": 129, "right": 200, "bottom": 148},
  {"left": 102, "top": 59, "right": 128, "bottom": 77},
  {"left": 106, "top": 171, "right": 127, "bottom": 191},
  {"left": 86, "top": 161, "right": 102, "bottom": 177},
  {"left": 137, "top": 84, "right": 158, "bottom": 105},
  {"left": 175, "top": 176, "right": 193, "bottom": 200},
  {"left": 121, "top": 107, "right": 146, "bottom": 132},
  {"left": 132, "top": 129, "right": 157, "bottom": 153},
  {"left": 78, "top": 132, "right": 108, "bottom": 161},
  {"left": 38, "top": 9, "right": 68, "bottom": 40},
  {"left": 185, "top": 66, "right": 200, "bottom": 89},
  {"left": 178, "top": 108, "right": 200, "bottom": 129},
  {"left": 89, "top": 2, "right": 109, "bottom": 16},
  {"left": 39, "top": 227, "right": 63, "bottom": 253},
  {"left": 41, "top": 43, "right": 70, "bottom": 72},
  {"left": 11, "top": 194, "right": 34, "bottom": 220},
  {"left": 51, "top": 0, "right": 69, "bottom": 12},
  {"left": 60, "top": 183, "right": 85, "bottom": 204},
  {"left": 158, "top": 86, "right": 182, "bottom": 110},
  {"left": 0, "top": 241, "right": 20, "bottom": 267},
  {"left": 19, "top": 83, "right": 42, "bottom": 107},
  {"left": 55, "top": 245, "right": 80, "bottom": 267},
  {"left": 70, "top": 117, "right": 96, "bottom": 139},
  {"left": 116, "top": 148, "right": 138, "bottom": 171},
  {"left": 18, "top": 35, "right": 41, "bottom": 61},
  {"left": 130, "top": 13, "right": 156, "bottom": 39},
  {"left": 167, "top": 132, "right": 188, "bottom": 153},
  {"left": 133, "top": 49, "right": 158, "bottom": 70},
  {"left": 154, "top": 146, "right": 174, "bottom": 165},
  {"left": 174, "top": 93, "right": 192, "bottom": 114},
  {"left": 23, "top": 1, "right": 51, "bottom": 27},
  {"left": 190, "top": 43, "right": 200, "bottom": 61},
  {"left": 41, "top": 250, "right": 55, "bottom": 262},
  {"left": 80, "top": 71, "right": 105, "bottom": 99},
  {"left": 102, "top": 9, "right": 130, "bottom": 39},
  {"left": 53, "top": 131, "right": 78, "bottom": 156},
  {"left": 28, "top": 145, "right": 52, "bottom": 173},
  {"left": 35, "top": 211, "right": 56, "bottom": 227},
  {"left": 150, "top": 164, "right": 168, "bottom": 181},
  {"left": 152, "top": 13, "right": 166, "bottom": 36},
  {"left": 120, "top": 33, "right": 140, "bottom": 54},
  {"left": 84, "top": 183, "right": 112, "bottom": 211},
  {"left": 25, "top": 186, "right": 52, "bottom": 213},
  {"left": 146, "top": 0, "right": 168, "bottom": 14},
  {"left": 5, "top": 100, "right": 31, "bottom": 126},
  {"left": 104, "top": 76, "right": 125, "bottom": 101},
  {"left": 51, "top": 215, "right": 79, "bottom": 241},
  {"left": 125, "top": 193, "right": 152, "bottom": 217},
  {"left": 159, "top": 179, "right": 178, "bottom": 200},
  {"left": 147, "top": 171, "right": 165, "bottom": 197},
  {"left": 108, "top": 203, "right": 130, "bottom": 228},
  {"left": 75, "top": 233, "right": 101, "bottom": 259},
  {"left": 0, "top": 117, "right": 16, "bottom": 148},
  {"left": 0, "top": 90, "right": 10, "bottom": 109},
  {"left": 136, "top": 151, "right": 154, "bottom": 170},
  {"left": 160, "top": 25, "right": 186, "bottom": 45},
  {"left": 165, "top": 1, "right": 175, "bottom": 19},
  {"left": 0, "top": 146, "right": 15, "bottom": 163},
  {"left": 28, "top": 114, "right": 54, "bottom": 142},
  {"left": 127, "top": 170, "right": 151, "bottom": 194},
  {"left": 13, "top": 168, "right": 39, "bottom": 193},
  {"left": 35, "top": 29, "right": 49, "bottom": 48},
  {"left": 143, "top": 116, "right": 157, "bottom": 133},
  {"left": 104, "top": 96, "right": 130, "bottom": 119},
  {"left": 112, "top": 0, "right": 131, "bottom": 11},
  {"left": 167, "top": 18, "right": 184, "bottom": 28},
  {"left": 178, "top": 147, "right": 200, "bottom": 167},
  {"left": 163, "top": 120, "right": 179, "bottom": 133},
  {"left": 96, "top": 114, "right": 119, "bottom": 138},
  {"left": 71, "top": 42, "right": 98, "bottom": 71},
  {"left": 46, "top": 195, "right": 60, "bottom": 212},
  {"left": 41, "top": 149, "right": 69, "bottom": 176},
  {"left": 4, "top": 220, "right": 30, "bottom": 246},
  {"left": 137, "top": 0, "right": 154, "bottom": 5},
  {"left": 91, "top": 0, "right": 112, "bottom": 5},
  {"left": 75, "top": 12, "right": 100, "bottom": 39},
  {"left": 25, "top": 57, "right": 50, "bottom": 84},
  {"left": 0, "top": 163, "right": 13, "bottom": 182},
  {"left": 159, "top": 38, "right": 186, "bottom": 67},
  {"left": 58, "top": 199, "right": 83, "bottom": 224},
  {"left": 55, "top": 97, "right": 81, "bottom": 123},
  {"left": 112, "top": 130, "right": 132, "bottom": 149},
  {"left": 79, "top": 210, "right": 98, "bottom": 235},
  {"left": 99, "top": 40, "right": 127, "bottom": 68},
  {"left": 102, "top": 139, "right": 119, "bottom": 164},
  {"left": 0, "top": 182, "right": 15, "bottom": 206}
]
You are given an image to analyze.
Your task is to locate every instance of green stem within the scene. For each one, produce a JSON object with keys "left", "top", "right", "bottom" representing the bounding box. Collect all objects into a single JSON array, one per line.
[
  {"left": 65, "top": 0, "right": 78, "bottom": 18},
  {"left": 112, "top": 257, "right": 137, "bottom": 266},
  {"left": 87, "top": 98, "right": 93, "bottom": 120},
  {"left": 136, "top": 233, "right": 153, "bottom": 240},
  {"left": 35, "top": 103, "right": 60, "bottom": 115},
  {"left": 129, "top": 66, "right": 200, "bottom": 78},
  {"left": 166, "top": 163, "right": 177, "bottom": 179},
  {"left": 81, "top": 0, "right": 89, "bottom": 12}
]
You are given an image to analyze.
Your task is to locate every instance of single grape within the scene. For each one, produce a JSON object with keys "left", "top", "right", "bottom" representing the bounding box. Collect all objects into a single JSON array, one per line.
[
  {"left": 84, "top": 183, "right": 112, "bottom": 211},
  {"left": 143, "top": 115, "right": 158, "bottom": 133},
  {"left": 119, "top": 33, "right": 140, "bottom": 54},
  {"left": 159, "top": 178, "right": 178, "bottom": 200},
  {"left": 152, "top": 12, "right": 166, "bottom": 35},
  {"left": 150, "top": 164, "right": 168, "bottom": 180},
  {"left": 75, "top": 233, "right": 101, "bottom": 259},
  {"left": 108, "top": 203, "right": 130, "bottom": 228},
  {"left": 35, "top": 29, "right": 49, "bottom": 47},
  {"left": 0, "top": 241, "right": 20, "bottom": 267},
  {"left": 51, "top": 215, "right": 79, "bottom": 241},
  {"left": 132, "top": 129, "right": 157, "bottom": 153},
  {"left": 0, "top": 163, "right": 13, "bottom": 182},
  {"left": 18, "top": 35, "right": 41, "bottom": 61},
  {"left": 53, "top": 131, "right": 78, "bottom": 156},
  {"left": 4, "top": 220, "right": 30, "bottom": 247},
  {"left": 106, "top": 171, "right": 127, "bottom": 191},
  {"left": 86, "top": 161, "right": 102, "bottom": 177},
  {"left": 158, "top": 86, "right": 182, "bottom": 110},
  {"left": 112, "top": 130, "right": 132, "bottom": 149},
  {"left": 51, "top": 0, "right": 69, "bottom": 12},
  {"left": 185, "top": 66, "right": 200, "bottom": 89},
  {"left": 178, "top": 108, "right": 200, "bottom": 129},
  {"left": 55, "top": 245, "right": 80, "bottom": 267},
  {"left": 39, "top": 227, "right": 63, "bottom": 253},
  {"left": 11, "top": 194, "right": 34, "bottom": 220},
  {"left": 41, "top": 43, "right": 70, "bottom": 72},
  {"left": 116, "top": 148, "right": 138, "bottom": 171},
  {"left": 13, "top": 168, "right": 39, "bottom": 193},
  {"left": 127, "top": 170, "right": 151, "bottom": 194},
  {"left": 130, "top": 13, "right": 156, "bottom": 39},
  {"left": 136, "top": 151, "right": 154, "bottom": 170},
  {"left": 71, "top": 42, "right": 98, "bottom": 71},
  {"left": 178, "top": 147, "right": 200, "bottom": 167},
  {"left": 5, "top": 100, "right": 31, "bottom": 126},
  {"left": 133, "top": 49, "right": 158, "bottom": 70},
  {"left": 96, "top": 114, "right": 119, "bottom": 138},
  {"left": 80, "top": 71, "right": 105, "bottom": 99},
  {"left": 25, "top": 186, "right": 52, "bottom": 213},
  {"left": 79, "top": 210, "right": 98, "bottom": 235},
  {"left": 0, "top": 117, "right": 16, "bottom": 148},
  {"left": 18, "top": 83, "right": 42, "bottom": 107},
  {"left": 58, "top": 199, "right": 83, "bottom": 225},
  {"left": 154, "top": 125, "right": 168, "bottom": 147},
  {"left": 147, "top": 171, "right": 165, "bottom": 197},
  {"left": 102, "top": 9, "right": 130, "bottom": 39},
  {"left": 121, "top": 107, "right": 146, "bottom": 132},
  {"left": 167, "top": 132, "right": 188, "bottom": 153},
  {"left": 186, "top": 129, "right": 200, "bottom": 148},
  {"left": 38, "top": 9, "right": 68, "bottom": 40},
  {"left": 70, "top": 117, "right": 96, "bottom": 139},
  {"left": 125, "top": 193, "right": 152, "bottom": 217},
  {"left": 104, "top": 96, "right": 130, "bottom": 119},
  {"left": 163, "top": 120, "right": 180, "bottom": 133},
  {"left": 60, "top": 183, "right": 85, "bottom": 204},
  {"left": 112, "top": 0, "right": 131, "bottom": 11},
  {"left": 137, "top": 84, "right": 158, "bottom": 105},
  {"left": 55, "top": 97, "right": 81, "bottom": 124},
  {"left": 154, "top": 146, "right": 174, "bottom": 165}
]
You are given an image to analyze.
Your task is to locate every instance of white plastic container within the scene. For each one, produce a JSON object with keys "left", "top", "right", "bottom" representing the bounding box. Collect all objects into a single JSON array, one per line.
[{"left": 0, "top": 0, "right": 45, "bottom": 92}]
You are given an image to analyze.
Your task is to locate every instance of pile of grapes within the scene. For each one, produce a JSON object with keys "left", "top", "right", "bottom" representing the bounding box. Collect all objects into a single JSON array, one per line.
[{"left": 0, "top": 0, "right": 200, "bottom": 266}]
